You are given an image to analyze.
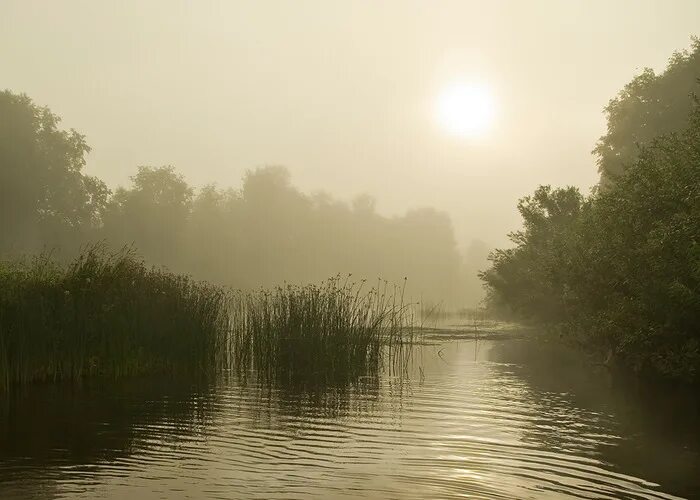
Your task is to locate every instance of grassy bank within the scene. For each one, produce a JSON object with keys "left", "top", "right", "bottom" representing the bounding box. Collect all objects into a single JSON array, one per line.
[{"left": 0, "top": 247, "right": 230, "bottom": 389}]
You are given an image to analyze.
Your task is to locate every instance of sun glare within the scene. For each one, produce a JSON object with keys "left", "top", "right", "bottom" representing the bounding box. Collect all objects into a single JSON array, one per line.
[{"left": 436, "top": 83, "right": 496, "bottom": 138}]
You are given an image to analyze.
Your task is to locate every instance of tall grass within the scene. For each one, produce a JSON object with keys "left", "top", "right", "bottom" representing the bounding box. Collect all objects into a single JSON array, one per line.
[
  {"left": 230, "top": 276, "right": 416, "bottom": 388},
  {"left": 1, "top": 250, "right": 417, "bottom": 391},
  {"left": 0, "top": 246, "right": 229, "bottom": 390}
]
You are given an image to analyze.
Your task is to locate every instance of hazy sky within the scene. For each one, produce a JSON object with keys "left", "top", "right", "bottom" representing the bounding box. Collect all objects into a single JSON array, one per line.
[{"left": 3, "top": 0, "right": 699, "bottom": 247}]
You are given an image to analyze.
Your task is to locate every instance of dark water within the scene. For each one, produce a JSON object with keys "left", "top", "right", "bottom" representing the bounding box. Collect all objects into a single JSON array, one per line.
[{"left": 1, "top": 329, "right": 698, "bottom": 499}]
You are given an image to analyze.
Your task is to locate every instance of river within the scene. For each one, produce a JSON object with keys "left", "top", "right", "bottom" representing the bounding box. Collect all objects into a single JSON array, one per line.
[{"left": 1, "top": 325, "right": 698, "bottom": 499}]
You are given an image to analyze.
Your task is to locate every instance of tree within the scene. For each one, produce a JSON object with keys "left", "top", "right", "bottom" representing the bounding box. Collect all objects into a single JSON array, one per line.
[
  {"left": 579, "top": 107, "right": 700, "bottom": 379},
  {"left": 103, "top": 166, "right": 192, "bottom": 267},
  {"left": 0, "top": 90, "right": 108, "bottom": 255},
  {"left": 2, "top": 90, "right": 467, "bottom": 306},
  {"left": 481, "top": 110, "right": 700, "bottom": 381},
  {"left": 595, "top": 38, "right": 700, "bottom": 186},
  {"left": 480, "top": 186, "right": 584, "bottom": 322}
]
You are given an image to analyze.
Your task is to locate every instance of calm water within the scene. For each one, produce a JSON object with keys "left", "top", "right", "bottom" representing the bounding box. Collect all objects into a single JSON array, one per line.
[{"left": 1, "top": 328, "right": 699, "bottom": 499}]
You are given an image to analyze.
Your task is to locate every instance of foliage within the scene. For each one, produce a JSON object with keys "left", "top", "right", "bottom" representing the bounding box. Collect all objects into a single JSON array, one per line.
[
  {"left": 480, "top": 185, "right": 585, "bottom": 323},
  {"left": 0, "top": 246, "right": 230, "bottom": 390},
  {"left": 0, "top": 91, "right": 108, "bottom": 255},
  {"left": 103, "top": 166, "right": 193, "bottom": 268},
  {"left": 577, "top": 109, "right": 700, "bottom": 380},
  {"left": 482, "top": 109, "right": 700, "bottom": 381},
  {"left": 595, "top": 37, "right": 700, "bottom": 186},
  {"left": 484, "top": 40, "right": 700, "bottom": 382}
]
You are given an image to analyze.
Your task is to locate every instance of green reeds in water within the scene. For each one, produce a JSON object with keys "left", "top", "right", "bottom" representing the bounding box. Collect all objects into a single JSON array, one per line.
[
  {"left": 1, "top": 249, "right": 416, "bottom": 391},
  {"left": 230, "top": 277, "right": 416, "bottom": 389},
  {"left": 0, "top": 246, "right": 230, "bottom": 390}
]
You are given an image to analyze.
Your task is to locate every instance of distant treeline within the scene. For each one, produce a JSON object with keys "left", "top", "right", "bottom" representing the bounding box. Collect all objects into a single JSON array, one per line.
[
  {"left": 0, "top": 91, "right": 487, "bottom": 305},
  {"left": 482, "top": 39, "right": 700, "bottom": 382}
]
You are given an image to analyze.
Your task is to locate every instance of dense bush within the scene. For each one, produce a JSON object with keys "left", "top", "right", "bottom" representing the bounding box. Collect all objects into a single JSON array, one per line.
[
  {"left": 483, "top": 40, "right": 700, "bottom": 382},
  {"left": 482, "top": 109, "right": 700, "bottom": 381}
]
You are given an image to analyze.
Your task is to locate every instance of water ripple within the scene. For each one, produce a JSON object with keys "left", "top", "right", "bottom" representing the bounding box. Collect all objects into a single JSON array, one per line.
[{"left": 0, "top": 339, "right": 696, "bottom": 499}]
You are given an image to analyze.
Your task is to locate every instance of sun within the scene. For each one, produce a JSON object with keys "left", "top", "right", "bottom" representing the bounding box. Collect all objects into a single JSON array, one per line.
[{"left": 436, "top": 83, "right": 496, "bottom": 138}]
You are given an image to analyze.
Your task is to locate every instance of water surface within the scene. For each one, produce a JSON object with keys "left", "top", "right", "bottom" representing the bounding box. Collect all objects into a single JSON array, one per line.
[{"left": 1, "top": 328, "right": 698, "bottom": 499}]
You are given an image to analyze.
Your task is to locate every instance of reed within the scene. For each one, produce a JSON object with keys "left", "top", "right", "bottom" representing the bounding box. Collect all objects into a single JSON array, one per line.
[
  {"left": 230, "top": 276, "right": 416, "bottom": 388},
  {"left": 0, "top": 245, "right": 230, "bottom": 390},
  {"left": 1, "top": 249, "right": 416, "bottom": 391}
]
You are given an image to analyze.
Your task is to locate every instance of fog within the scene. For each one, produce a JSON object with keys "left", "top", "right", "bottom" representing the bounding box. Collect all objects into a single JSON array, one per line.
[
  {"left": 2, "top": 0, "right": 699, "bottom": 306},
  {"left": 3, "top": 3, "right": 700, "bottom": 498}
]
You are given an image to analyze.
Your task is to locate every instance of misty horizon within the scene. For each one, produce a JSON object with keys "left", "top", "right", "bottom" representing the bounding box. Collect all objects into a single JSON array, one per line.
[{"left": 4, "top": 1, "right": 699, "bottom": 249}]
